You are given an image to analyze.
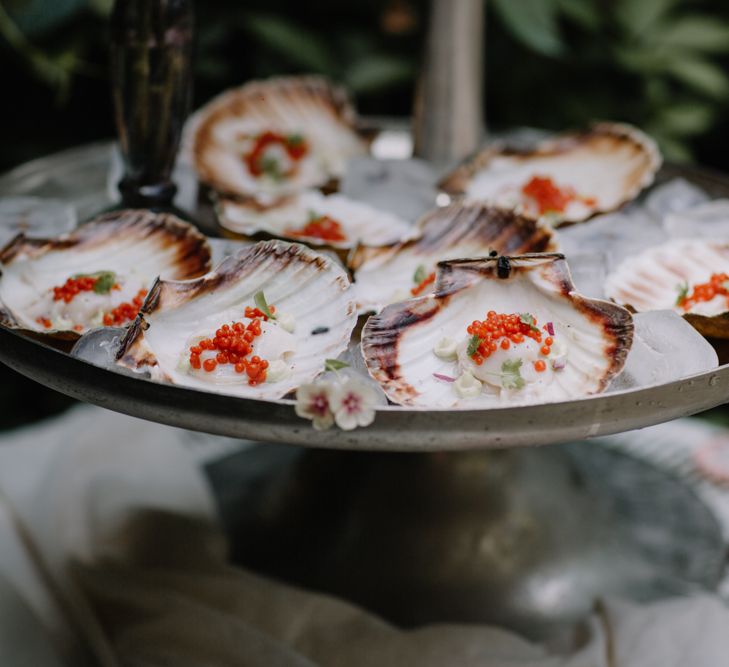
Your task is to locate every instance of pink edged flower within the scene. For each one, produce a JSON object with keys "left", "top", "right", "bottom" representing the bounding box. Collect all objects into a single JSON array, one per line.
[
  {"left": 295, "top": 383, "right": 336, "bottom": 430},
  {"left": 329, "top": 376, "right": 378, "bottom": 431}
]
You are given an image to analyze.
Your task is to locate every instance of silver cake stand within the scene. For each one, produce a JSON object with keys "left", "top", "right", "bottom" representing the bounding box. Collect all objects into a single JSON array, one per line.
[{"left": 1, "top": 144, "right": 727, "bottom": 640}]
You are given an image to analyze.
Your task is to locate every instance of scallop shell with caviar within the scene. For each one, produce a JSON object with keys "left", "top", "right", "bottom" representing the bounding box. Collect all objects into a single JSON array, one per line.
[
  {"left": 350, "top": 203, "right": 557, "bottom": 313},
  {"left": 0, "top": 210, "right": 211, "bottom": 340},
  {"left": 439, "top": 123, "right": 661, "bottom": 225},
  {"left": 217, "top": 190, "right": 417, "bottom": 249},
  {"left": 605, "top": 238, "right": 729, "bottom": 339},
  {"left": 116, "top": 240, "right": 357, "bottom": 401},
  {"left": 362, "top": 254, "right": 633, "bottom": 408},
  {"left": 191, "top": 76, "right": 368, "bottom": 200}
]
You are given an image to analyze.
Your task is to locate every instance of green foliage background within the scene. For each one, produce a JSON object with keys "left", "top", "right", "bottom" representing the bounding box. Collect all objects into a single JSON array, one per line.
[{"left": 2, "top": 0, "right": 729, "bottom": 171}]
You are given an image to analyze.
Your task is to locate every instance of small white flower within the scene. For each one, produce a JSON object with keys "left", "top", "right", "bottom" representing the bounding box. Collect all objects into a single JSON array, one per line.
[
  {"left": 330, "top": 377, "right": 378, "bottom": 431},
  {"left": 295, "top": 383, "right": 335, "bottom": 430}
]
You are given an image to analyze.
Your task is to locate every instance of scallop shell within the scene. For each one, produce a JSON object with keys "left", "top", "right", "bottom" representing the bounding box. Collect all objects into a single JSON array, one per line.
[
  {"left": 362, "top": 254, "right": 633, "bottom": 408},
  {"left": 116, "top": 240, "right": 357, "bottom": 400},
  {"left": 604, "top": 238, "right": 729, "bottom": 339},
  {"left": 191, "top": 76, "right": 368, "bottom": 200},
  {"left": 0, "top": 210, "right": 211, "bottom": 339},
  {"left": 439, "top": 123, "right": 661, "bottom": 225},
  {"left": 350, "top": 203, "right": 557, "bottom": 313},
  {"left": 217, "top": 190, "right": 417, "bottom": 249}
]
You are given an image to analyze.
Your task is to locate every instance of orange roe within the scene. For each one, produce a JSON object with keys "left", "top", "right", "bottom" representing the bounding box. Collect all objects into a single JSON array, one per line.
[
  {"left": 188, "top": 306, "right": 274, "bottom": 386},
  {"left": 286, "top": 215, "right": 347, "bottom": 243},
  {"left": 678, "top": 273, "right": 729, "bottom": 311},
  {"left": 36, "top": 317, "right": 52, "bottom": 329},
  {"left": 466, "top": 312, "right": 552, "bottom": 364},
  {"left": 521, "top": 175, "right": 596, "bottom": 215},
  {"left": 52, "top": 275, "right": 112, "bottom": 304},
  {"left": 411, "top": 271, "right": 436, "bottom": 296},
  {"left": 534, "top": 360, "right": 547, "bottom": 373},
  {"left": 244, "top": 131, "right": 309, "bottom": 178},
  {"left": 102, "top": 288, "right": 147, "bottom": 326}
]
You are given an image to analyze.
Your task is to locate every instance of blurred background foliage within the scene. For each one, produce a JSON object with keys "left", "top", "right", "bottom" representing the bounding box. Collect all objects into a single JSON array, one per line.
[{"left": 2, "top": 0, "right": 729, "bottom": 170}]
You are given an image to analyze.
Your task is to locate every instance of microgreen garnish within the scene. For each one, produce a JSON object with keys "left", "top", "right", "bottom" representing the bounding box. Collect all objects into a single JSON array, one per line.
[
  {"left": 413, "top": 264, "right": 427, "bottom": 285},
  {"left": 287, "top": 133, "right": 304, "bottom": 147},
  {"left": 307, "top": 209, "right": 320, "bottom": 221},
  {"left": 519, "top": 313, "right": 540, "bottom": 334},
  {"left": 501, "top": 358, "right": 525, "bottom": 390},
  {"left": 260, "top": 155, "right": 283, "bottom": 181},
  {"left": 325, "top": 359, "right": 349, "bottom": 372},
  {"left": 254, "top": 290, "right": 276, "bottom": 320},
  {"left": 676, "top": 282, "right": 689, "bottom": 305},
  {"left": 467, "top": 334, "right": 482, "bottom": 357},
  {"left": 72, "top": 270, "right": 117, "bottom": 295}
]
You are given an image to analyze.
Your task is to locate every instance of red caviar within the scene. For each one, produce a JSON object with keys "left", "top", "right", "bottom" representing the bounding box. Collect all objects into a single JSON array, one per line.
[
  {"left": 678, "top": 273, "right": 729, "bottom": 311},
  {"left": 244, "top": 131, "right": 309, "bottom": 179},
  {"left": 102, "top": 289, "right": 147, "bottom": 326},
  {"left": 286, "top": 215, "right": 347, "bottom": 243},
  {"left": 411, "top": 271, "right": 436, "bottom": 296},
  {"left": 534, "top": 360, "right": 547, "bottom": 373},
  {"left": 36, "top": 317, "right": 52, "bottom": 329},
  {"left": 188, "top": 305, "right": 275, "bottom": 386},
  {"left": 52, "top": 275, "right": 112, "bottom": 304},
  {"left": 521, "top": 175, "right": 596, "bottom": 215},
  {"left": 466, "top": 312, "right": 553, "bottom": 364}
]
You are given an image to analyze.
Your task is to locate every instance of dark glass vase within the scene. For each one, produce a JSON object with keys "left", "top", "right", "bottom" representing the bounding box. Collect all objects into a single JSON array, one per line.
[{"left": 110, "top": 0, "right": 194, "bottom": 212}]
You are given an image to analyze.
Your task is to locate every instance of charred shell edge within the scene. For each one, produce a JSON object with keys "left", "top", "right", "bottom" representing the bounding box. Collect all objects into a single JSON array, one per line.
[
  {"left": 361, "top": 253, "right": 634, "bottom": 406},
  {"left": 437, "top": 122, "right": 662, "bottom": 218},
  {"left": 346, "top": 203, "right": 559, "bottom": 276}
]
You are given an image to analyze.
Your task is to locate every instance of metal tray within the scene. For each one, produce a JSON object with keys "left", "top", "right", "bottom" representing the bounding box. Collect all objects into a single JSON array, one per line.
[{"left": 1, "top": 143, "right": 729, "bottom": 451}]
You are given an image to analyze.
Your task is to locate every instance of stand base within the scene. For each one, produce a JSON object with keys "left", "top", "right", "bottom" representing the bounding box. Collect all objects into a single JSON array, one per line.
[{"left": 207, "top": 443, "right": 725, "bottom": 641}]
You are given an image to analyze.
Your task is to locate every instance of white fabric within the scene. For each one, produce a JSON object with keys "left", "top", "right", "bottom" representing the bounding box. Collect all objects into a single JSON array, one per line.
[{"left": 0, "top": 406, "right": 728, "bottom": 666}]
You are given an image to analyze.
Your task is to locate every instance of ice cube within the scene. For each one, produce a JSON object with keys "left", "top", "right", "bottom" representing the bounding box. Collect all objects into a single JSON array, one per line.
[
  {"left": 608, "top": 311, "right": 718, "bottom": 392},
  {"left": 664, "top": 199, "right": 729, "bottom": 239},
  {"left": 644, "top": 178, "right": 710, "bottom": 220},
  {"left": 71, "top": 327, "right": 141, "bottom": 377},
  {"left": 565, "top": 251, "right": 608, "bottom": 299},
  {"left": 558, "top": 208, "right": 667, "bottom": 273},
  {"left": 341, "top": 157, "right": 438, "bottom": 222},
  {"left": 0, "top": 197, "right": 77, "bottom": 247}
]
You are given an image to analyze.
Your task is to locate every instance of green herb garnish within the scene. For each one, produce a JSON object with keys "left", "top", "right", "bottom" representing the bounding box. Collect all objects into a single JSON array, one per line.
[
  {"left": 676, "top": 282, "right": 689, "bottom": 305},
  {"left": 467, "top": 334, "right": 482, "bottom": 357},
  {"left": 72, "top": 270, "right": 117, "bottom": 295},
  {"left": 287, "top": 133, "right": 305, "bottom": 147},
  {"left": 254, "top": 290, "right": 276, "bottom": 320},
  {"left": 413, "top": 264, "right": 427, "bottom": 285},
  {"left": 501, "top": 358, "right": 525, "bottom": 390},
  {"left": 519, "top": 313, "right": 540, "bottom": 334},
  {"left": 325, "top": 359, "right": 350, "bottom": 372},
  {"left": 260, "top": 156, "right": 283, "bottom": 181}
]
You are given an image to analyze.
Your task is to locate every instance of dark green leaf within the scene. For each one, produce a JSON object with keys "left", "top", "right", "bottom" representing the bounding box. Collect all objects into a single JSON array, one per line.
[
  {"left": 501, "top": 358, "right": 525, "bottom": 390},
  {"left": 245, "top": 14, "right": 332, "bottom": 72},
  {"left": 557, "top": 0, "right": 601, "bottom": 30},
  {"left": 5, "top": 0, "right": 86, "bottom": 37},
  {"left": 615, "top": 0, "right": 681, "bottom": 39},
  {"left": 667, "top": 57, "right": 729, "bottom": 99},
  {"left": 467, "top": 334, "right": 482, "bottom": 358},
  {"left": 654, "top": 104, "right": 714, "bottom": 137},
  {"left": 491, "top": 0, "right": 564, "bottom": 57},
  {"left": 344, "top": 54, "right": 415, "bottom": 93},
  {"left": 325, "top": 359, "right": 349, "bottom": 372},
  {"left": 254, "top": 290, "right": 276, "bottom": 320},
  {"left": 657, "top": 16, "right": 729, "bottom": 53}
]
